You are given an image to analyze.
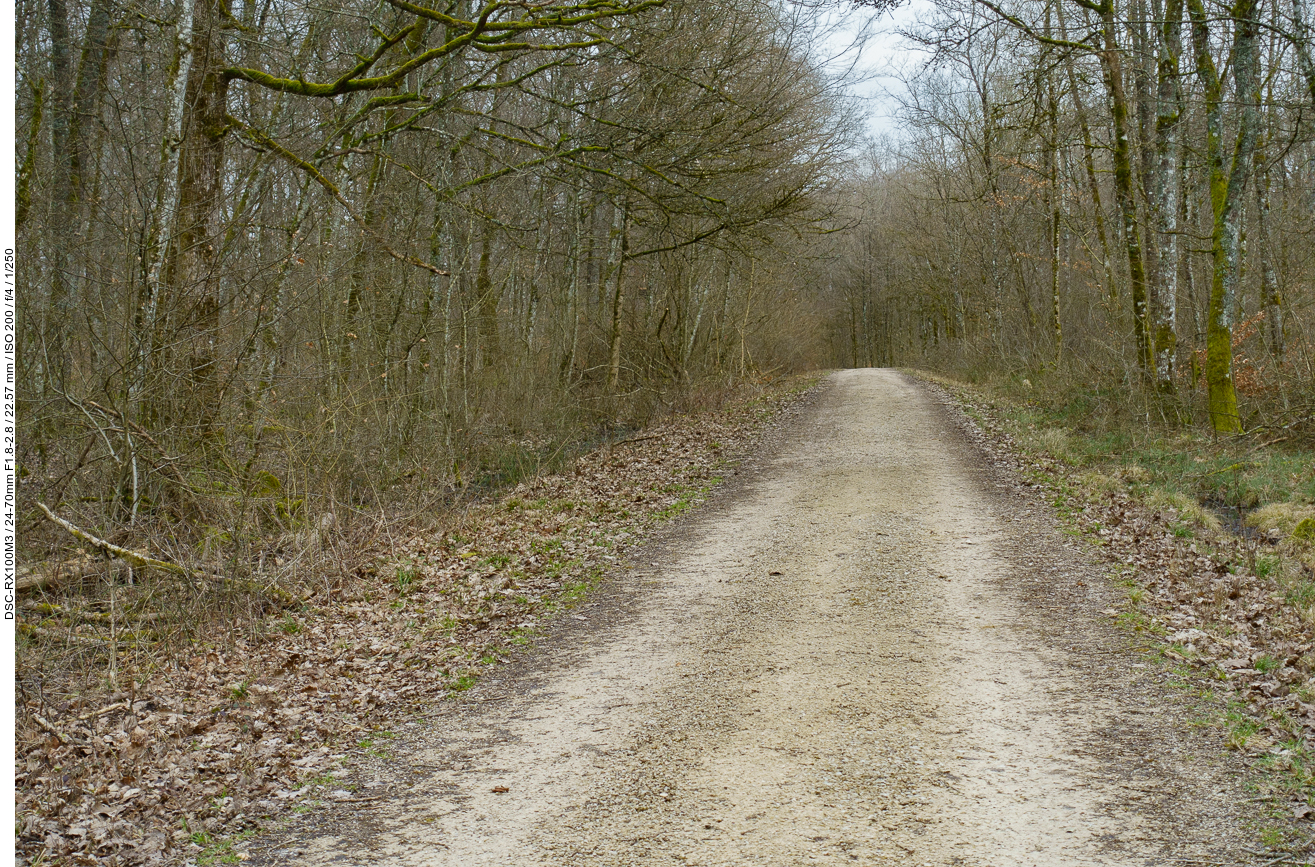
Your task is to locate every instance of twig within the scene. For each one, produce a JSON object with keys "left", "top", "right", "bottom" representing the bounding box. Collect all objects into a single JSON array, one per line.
[
  {"left": 81, "top": 400, "right": 195, "bottom": 495},
  {"left": 77, "top": 701, "right": 130, "bottom": 722},
  {"left": 32, "top": 714, "right": 71, "bottom": 744},
  {"left": 610, "top": 434, "right": 664, "bottom": 449}
]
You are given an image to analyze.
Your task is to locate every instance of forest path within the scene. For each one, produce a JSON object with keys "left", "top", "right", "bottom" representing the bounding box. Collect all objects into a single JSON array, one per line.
[{"left": 257, "top": 369, "right": 1256, "bottom": 866}]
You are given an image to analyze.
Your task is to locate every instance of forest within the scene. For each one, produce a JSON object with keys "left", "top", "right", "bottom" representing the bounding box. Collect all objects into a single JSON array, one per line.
[
  {"left": 14, "top": 0, "right": 1315, "bottom": 862},
  {"left": 835, "top": 0, "right": 1315, "bottom": 435},
  {"left": 21, "top": 0, "right": 1313, "bottom": 574},
  {"left": 17, "top": 0, "right": 872, "bottom": 572}
]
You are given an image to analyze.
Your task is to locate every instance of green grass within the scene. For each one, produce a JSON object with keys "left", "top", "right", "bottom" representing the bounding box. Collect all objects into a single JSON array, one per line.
[
  {"left": 959, "top": 375, "right": 1315, "bottom": 516},
  {"left": 506, "top": 626, "right": 538, "bottom": 647},
  {"left": 1225, "top": 707, "right": 1261, "bottom": 751},
  {"left": 428, "top": 614, "right": 459, "bottom": 640},
  {"left": 359, "top": 731, "right": 394, "bottom": 758},
  {"left": 1254, "top": 554, "right": 1280, "bottom": 577},
  {"left": 394, "top": 562, "right": 419, "bottom": 596},
  {"left": 652, "top": 478, "right": 721, "bottom": 522},
  {"left": 298, "top": 772, "right": 337, "bottom": 789},
  {"left": 1259, "top": 826, "right": 1287, "bottom": 849},
  {"left": 195, "top": 828, "right": 257, "bottom": 865},
  {"left": 531, "top": 537, "right": 563, "bottom": 555}
]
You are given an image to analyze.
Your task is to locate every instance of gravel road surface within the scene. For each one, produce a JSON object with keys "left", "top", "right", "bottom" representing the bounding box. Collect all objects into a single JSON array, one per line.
[{"left": 254, "top": 369, "right": 1259, "bottom": 866}]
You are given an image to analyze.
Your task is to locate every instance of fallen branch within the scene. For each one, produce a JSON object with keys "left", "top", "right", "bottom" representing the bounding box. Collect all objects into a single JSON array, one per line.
[
  {"left": 19, "top": 623, "right": 148, "bottom": 648},
  {"left": 607, "top": 434, "right": 665, "bottom": 454},
  {"left": 35, "top": 503, "right": 186, "bottom": 575},
  {"left": 32, "top": 504, "right": 305, "bottom": 607},
  {"left": 16, "top": 553, "right": 105, "bottom": 592},
  {"left": 77, "top": 702, "right": 130, "bottom": 722}
]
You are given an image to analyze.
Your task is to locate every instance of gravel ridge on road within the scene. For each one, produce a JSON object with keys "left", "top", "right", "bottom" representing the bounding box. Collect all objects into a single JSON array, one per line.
[{"left": 248, "top": 369, "right": 1265, "bottom": 866}]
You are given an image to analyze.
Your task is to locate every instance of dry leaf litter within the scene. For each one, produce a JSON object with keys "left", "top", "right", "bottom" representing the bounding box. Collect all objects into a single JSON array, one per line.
[
  {"left": 21, "top": 373, "right": 1311, "bottom": 867},
  {"left": 15, "top": 380, "right": 819, "bottom": 867}
]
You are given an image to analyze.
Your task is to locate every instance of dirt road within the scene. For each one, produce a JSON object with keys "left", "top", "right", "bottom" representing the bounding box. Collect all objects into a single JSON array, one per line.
[{"left": 256, "top": 369, "right": 1258, "bottom": 866}]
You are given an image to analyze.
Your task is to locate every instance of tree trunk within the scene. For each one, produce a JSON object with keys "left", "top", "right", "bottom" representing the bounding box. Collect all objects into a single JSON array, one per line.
[
  {"left": 1098, "top": 0, "right": 1153, "bottom": 377},
  {"left": 169, "top": 0, "right": 232, "bottom": 436},
  {"left": 607, "top": 202, "right": 630, "bottom": 393},
  {"left": 44, "top": 0, "right": 74, "bottom": 389},
  {"left": 1254, "top": 135, "right": 1284, "bottom": 357},
  {"left": 134, "top": 0, "right": 197, "bottom": 415},
  {"left": 70, "top": 0, "right": 114, "bottom": 208},
  {"left": 1189, "top": 0, "right": 1259, "bottom": 433},
  {"left": 1150, "top": 0, "right": 1185, "bottom": 393},
  {"left": 475, "top": 219, "right": 500, "bottom": 367},
  {"left": 16, "top": 80, "right": 44, "bottom": 233},
  {"left": 1293, "top": 0, "right": 1315, "bottom": 103},
  {"left": 1044, "top": 2, "right": 1062, "bottom": 366},
  {"left": 1066, "top": 62, "right": 1116, "bottom": 304}
]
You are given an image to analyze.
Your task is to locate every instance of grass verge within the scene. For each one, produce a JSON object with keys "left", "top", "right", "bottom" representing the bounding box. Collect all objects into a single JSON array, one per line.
[{"left": 918, "top": 370, "right": 1315, "bottom": 859}]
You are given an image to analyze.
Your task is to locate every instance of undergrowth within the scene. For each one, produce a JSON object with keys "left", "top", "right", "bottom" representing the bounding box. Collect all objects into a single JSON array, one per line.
[{"left": 938, "top": 371, "right": 1315, "bottom": 627}]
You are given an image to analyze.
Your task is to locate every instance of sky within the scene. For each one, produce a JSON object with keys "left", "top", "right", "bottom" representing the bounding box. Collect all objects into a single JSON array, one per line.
[{"left": 815, "top": 0, "right": 936, "bottom": 141}]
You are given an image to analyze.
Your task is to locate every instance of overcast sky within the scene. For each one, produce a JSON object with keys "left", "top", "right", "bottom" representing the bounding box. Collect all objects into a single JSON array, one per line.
[{"left": 817, "top": 0, "right": 934, "bottom": 142}]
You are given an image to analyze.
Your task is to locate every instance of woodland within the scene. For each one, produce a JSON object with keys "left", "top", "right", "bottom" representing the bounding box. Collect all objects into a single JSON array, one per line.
[
  {"left": 16, "top": 0, "right": 874, "bottom": 853},
  {"left": 17, "top": 0, "right": 877, "bottom": 572},
  {"left": 18, "top": 0, "right": 1315, "bottom": 578},
  {"left": 837, "top": 0, "right": 1315, "bottom": 435},
  {"left": 12, "top": 0, "right": 1315, "bottom": 861}
]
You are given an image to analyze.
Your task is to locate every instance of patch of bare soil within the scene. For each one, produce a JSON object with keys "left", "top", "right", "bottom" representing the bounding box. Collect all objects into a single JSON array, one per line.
[
  {"left": 240, "top": 369, "right": 1268, "bottom": 866},
  {"left": 14, "top": 379, "right": 821, "bottom": 866}
]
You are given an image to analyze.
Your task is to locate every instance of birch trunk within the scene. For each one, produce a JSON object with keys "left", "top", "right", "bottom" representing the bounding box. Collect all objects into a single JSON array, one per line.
[
  {"left": 133, "top": 0, "right": 196, "bottom": 412},
  {"left": 1150, "top": 0, "right": 1185, "bottom": 393}
]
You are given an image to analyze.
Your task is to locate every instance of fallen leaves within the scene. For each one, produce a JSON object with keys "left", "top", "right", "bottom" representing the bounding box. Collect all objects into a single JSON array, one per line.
[{"left": 14, "top": 377, "right": 821, "bottom": 866}]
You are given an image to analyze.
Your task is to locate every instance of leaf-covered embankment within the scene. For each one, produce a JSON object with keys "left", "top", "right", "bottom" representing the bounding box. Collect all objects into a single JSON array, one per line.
[{"left": 15, "top": 375, "right": 822, "bottom": 867}]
